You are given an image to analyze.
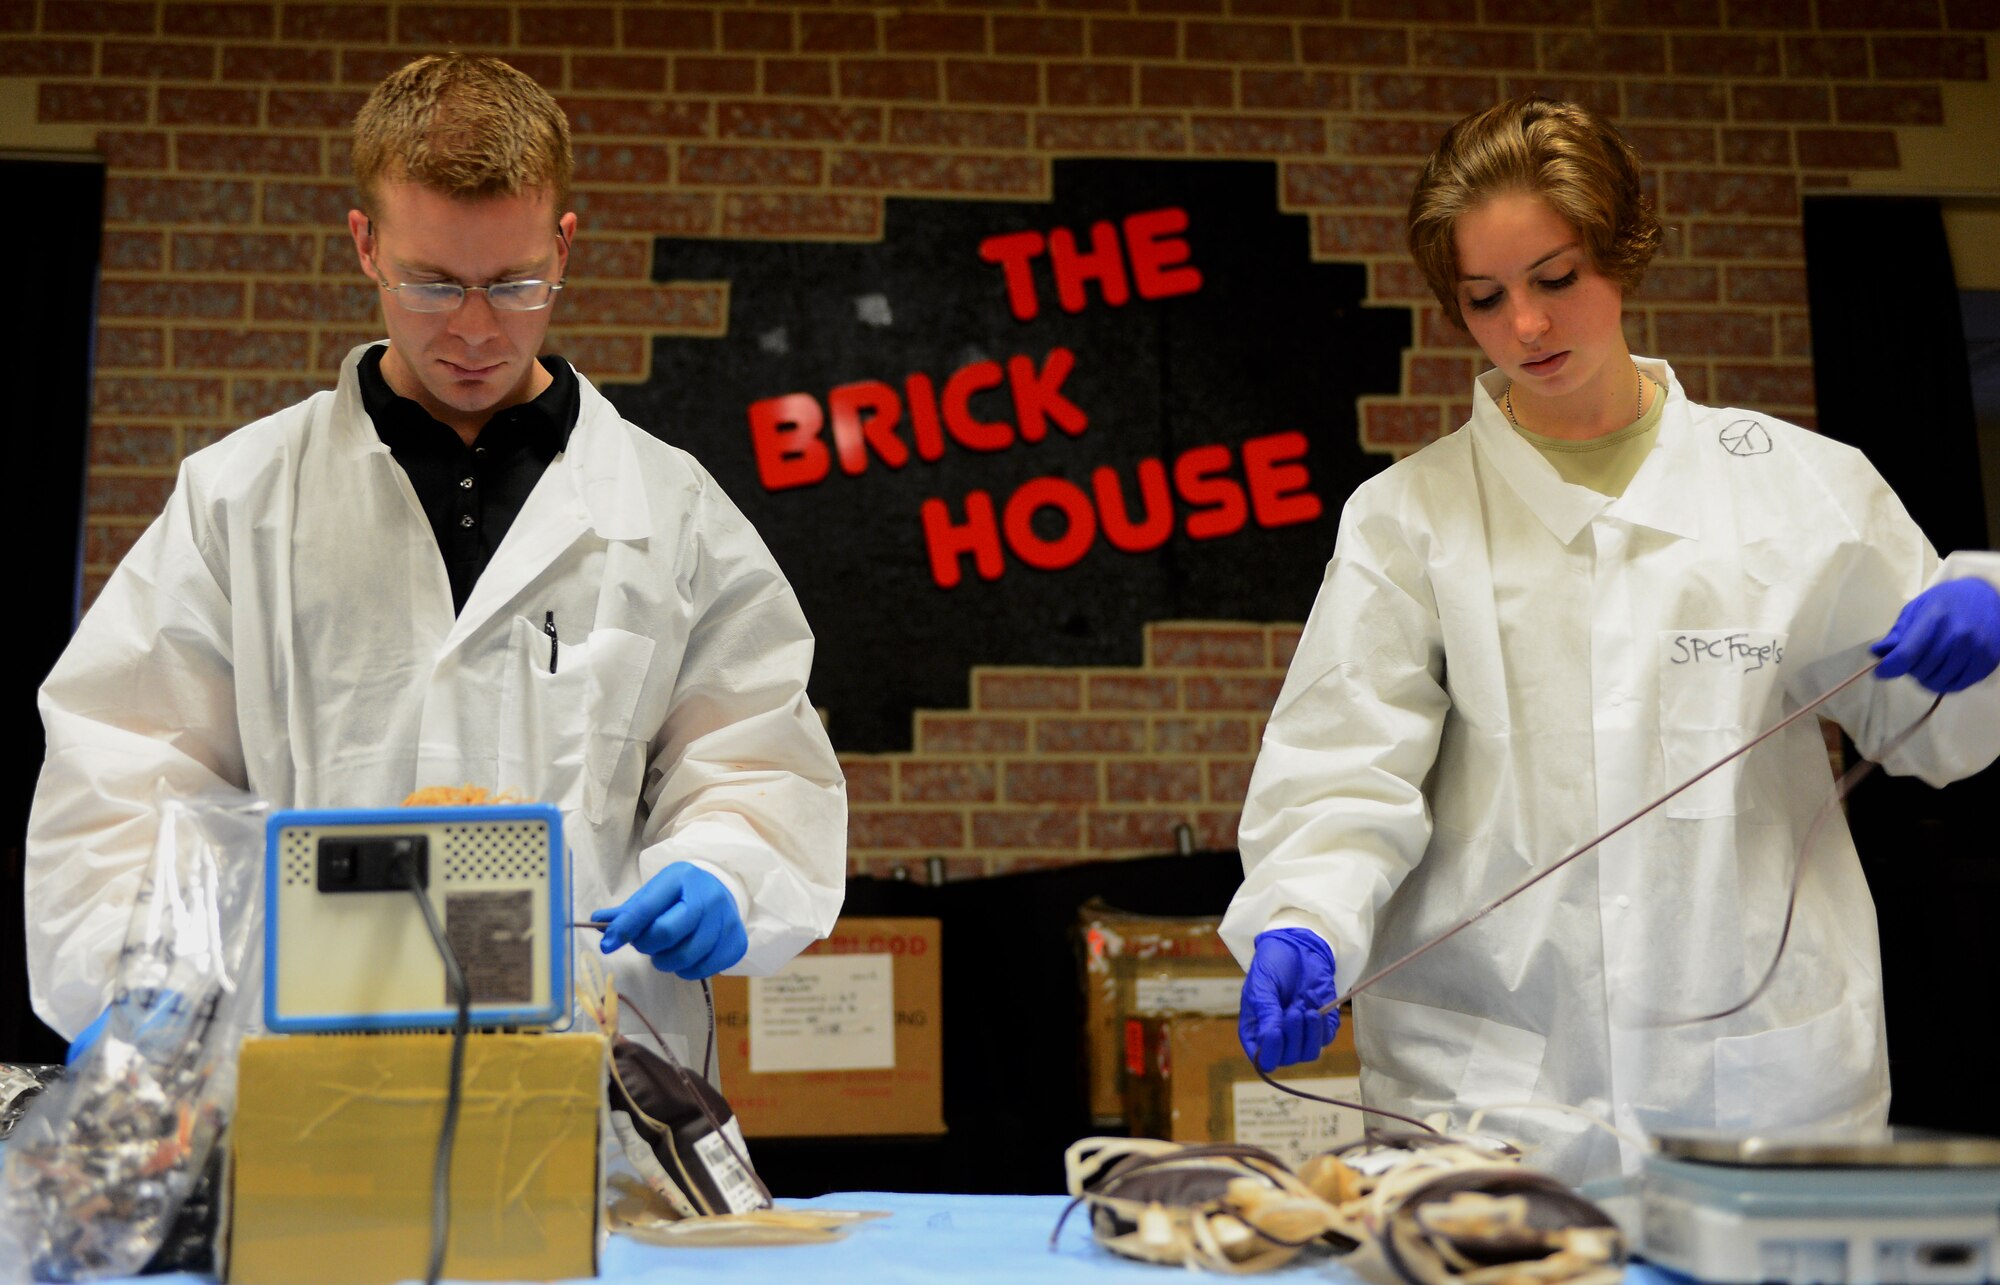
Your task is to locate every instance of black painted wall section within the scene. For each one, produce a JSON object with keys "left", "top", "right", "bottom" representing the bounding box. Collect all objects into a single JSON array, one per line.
[{"left": 608, "top": 159, "right": 1408, "bottom": 751}]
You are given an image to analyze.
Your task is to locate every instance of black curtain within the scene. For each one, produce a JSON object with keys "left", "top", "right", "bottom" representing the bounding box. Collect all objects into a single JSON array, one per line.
[
  {"left": 1803, "top": 195, "right": 1998, "bottom": 1137},
  {"left": 1, "top": 155, "right": 103, "bottom": 1065}
]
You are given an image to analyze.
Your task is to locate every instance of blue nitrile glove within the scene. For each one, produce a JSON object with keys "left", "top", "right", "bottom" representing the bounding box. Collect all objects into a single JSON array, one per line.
[
  {"left": 1871, "top": 578, "right": 2000, "bottom": 694},
  {"left": 593, "top": 863, "right": 748, "bottom": 980},
  {"left": 65, "top": 1007, "right": 110, "bottom": 1067},
  {"left": 1239, "top": 928, "right": 1341, "bottom": 1073}
]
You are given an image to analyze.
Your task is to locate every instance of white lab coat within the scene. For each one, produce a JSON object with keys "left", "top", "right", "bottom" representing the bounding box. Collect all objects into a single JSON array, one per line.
[
  {"left": 1221, "top": 358, "right": 2000, "bottom": 1185},
  {"left": 28, "top": 342, "right": 847, "bottom": 1072}
]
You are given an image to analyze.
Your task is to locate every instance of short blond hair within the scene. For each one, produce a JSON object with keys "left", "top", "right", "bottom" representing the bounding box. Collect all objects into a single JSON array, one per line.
[
  {"left": 351, "top": 53, "right": 572, "bottom": 218},
  {"left": 1407, "top": 95, "right": 1661, "bottom": 330}
]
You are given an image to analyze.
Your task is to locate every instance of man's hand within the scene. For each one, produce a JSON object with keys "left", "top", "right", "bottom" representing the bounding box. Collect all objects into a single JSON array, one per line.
[
  {"left": 1872, "top": 578, "right": 2000, "bottom": 694},
  {"left": 593, "top": 864, "right": 748, "bottom": 980},
  {"left": 1239, "top": 928, "right": 1341, "bottom": 1073}
]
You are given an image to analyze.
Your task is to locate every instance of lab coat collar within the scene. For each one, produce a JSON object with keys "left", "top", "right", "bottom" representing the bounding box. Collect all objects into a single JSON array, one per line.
[{"left": 1468, "top": 355, "right": 1702, "bottom": 546}]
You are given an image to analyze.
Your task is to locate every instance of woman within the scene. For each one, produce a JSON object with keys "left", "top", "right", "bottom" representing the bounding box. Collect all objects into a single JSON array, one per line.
[{"left": 1220, "top": 96, "right": 2000, "bottom": 1184}]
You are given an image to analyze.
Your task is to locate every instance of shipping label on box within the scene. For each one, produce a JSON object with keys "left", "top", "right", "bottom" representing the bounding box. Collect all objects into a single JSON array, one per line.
[
  {"left": 714, "top": 917, "right": 943, "bottom": 1138},
  {"left": 1077, "top": 903, "right": 1239, "bottom": 1125},
  {"left": 1123, "top": 1013, "right": 1364, "bottom": 1165}
]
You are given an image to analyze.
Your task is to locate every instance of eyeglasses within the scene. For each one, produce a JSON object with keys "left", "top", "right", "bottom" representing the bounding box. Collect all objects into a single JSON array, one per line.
[{"left": 365, "top": 221, "right": 568, "bottom": 313}]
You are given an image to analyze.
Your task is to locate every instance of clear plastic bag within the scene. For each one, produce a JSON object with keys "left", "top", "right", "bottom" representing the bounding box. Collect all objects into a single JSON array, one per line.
[{"left": 1, "top": 795, "right": 267, "bottom": 1282}]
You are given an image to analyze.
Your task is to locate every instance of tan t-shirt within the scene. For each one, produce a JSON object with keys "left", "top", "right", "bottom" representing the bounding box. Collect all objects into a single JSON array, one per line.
[{"left": 1510, "top": 378, "right": 1666, "bottom": 497}]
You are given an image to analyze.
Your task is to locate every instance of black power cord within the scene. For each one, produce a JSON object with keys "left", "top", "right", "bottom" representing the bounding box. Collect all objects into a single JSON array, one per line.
[{"left": 406, "top": 868, "right": 470, "bottom": 1285}]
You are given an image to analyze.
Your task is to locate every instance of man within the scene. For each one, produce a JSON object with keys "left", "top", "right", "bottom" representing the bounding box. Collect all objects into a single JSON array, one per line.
[{"left": 27, "top": 54, "right": 845, "bottom": 1071}]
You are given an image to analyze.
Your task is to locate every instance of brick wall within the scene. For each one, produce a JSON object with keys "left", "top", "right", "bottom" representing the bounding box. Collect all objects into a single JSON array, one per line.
[{"left": 2, "top": 0, "right": 1991, "bottom": 875}]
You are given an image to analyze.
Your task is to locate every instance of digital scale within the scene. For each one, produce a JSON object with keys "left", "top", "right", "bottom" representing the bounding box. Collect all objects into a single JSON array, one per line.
[
  {"left": 264, "top": 804, "right": 571, "bottom": 1032},
  {"left": 1638, "top": 1129, "right": 2000, "bottom": 1285}
]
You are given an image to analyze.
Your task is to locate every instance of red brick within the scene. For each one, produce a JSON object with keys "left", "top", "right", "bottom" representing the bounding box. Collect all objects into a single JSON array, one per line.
[
  {"left": 1190, "top": 810, "right": 1240, "bottom": 851},
  {"left": 219, "top": 45, "right": 334, "bottom": 82},
  {"left": 542, "top": 332, "right": 644, "bottom": 379},
  {"left": 266, "top": 88, "right": 366, "bottom": 128},
  {"left": 1206, "top": 759, "right": 1256, "bottom": 805},
  {"left": 1185, "top": 19, "right": 1294, "bottom": 61},
  {"left": 517, "top": 5, "right": 612, "bottom": 46},
  {"left": 262, "top": 181, "right": 355, "bottom": 226},
  {"left": 177, "top": 133, "right": 319, "bottom": 175},
  {"left": 840, "top": 58, "right": 941, "bottom": 101},
  {"left": 1185, "top": 674, "right": 1284, "bottom": 711},
  {"left": 1671, "top": 33, "right": 1780, "bottom": 75},
  {"left": 1664, "top": 170, "right": 1797, "bottom": 216},
  {"left": 394, "top": 5, "right": 508, "bottom": 46},
  {"left": 104, "top": 231, "right": 164, "bottom": 270},
  {"left": 1623, "top": 124, "right": 1717, "bottom": 165},
  {"left": 1799, "top": 129, "right": 1901, "bottom": 168},
  {"left": 1372, "top": 262, "right": 1430, "bottom": 301},
  {"left": 917, "top": 714, "right": 1029, "bottom": 752},
  {"left": 899, "top": 761, "right": 998, "bottom": 802},
  {"left": 1356, "top": 73, "right": 1499, "bottom": 114},
  {"left": 884, "top": 12, "right": 985, "bottom": 52},
  {"left": 1241, "top": 69, "right": 1348, "bottom": 110},
  {"left": 312, "top": 329, "right": 381, "bottom": 371},
  {"left": 92, "top": 129, "right": 165, "bottom": 169},
  {"left": 157, "top": 87, "right": 257, "bottom": 124},
  {"left": 1603, "top": 0, "right": 1721, "bottom": 20},
  {"left": 1782, "top": 36, "right": 1867, "bottom": 76},
  {"left": 569, "top": 141, "right": 673, "bottom": 186},
  {"left": 1777, "top": 312, "right": 1812, "bottom": 358},
  {"left": 1004, "top": 761, "right": 1100, "bottom": 803},
  {"left": 572, "top": 55, "right": 667, "bottom": 93},
  {"left": 1270, "top": 626, "right": 1303, "bottom": 668},
  {"left": 1819, "top": 0, "right": 1943, "bottom": 28},
  {"left": 1327, "top": 118, "right": 1445, "bottom": 155},
  {"left": 1299, "top": 24, "right": 1408, "bottom": 65},
  {"left": 1151, "top": 718, "right": 1252, "bottom": 753},
  {"left": 1090, "top": 17, "right": 1177, "bottom": 57},
  {"left": 1413, "top": 28, "right": 1535, "bottom": 68},
  {"left": 1634, "top": 264, "right": 1721, "bottom": 301},
  {"left": 677, "top": 143, "right": 821, "bottom": 186},
  {"left": 1193, "top": 115, "right": 1325, "bottom": 155},
  {"left": 164, "top": 2, "right": 269, "bottom": 35},
  {"left": 40, "top": 85, "right": 148, "bottom": 124},
  {"left": 559, "top": 96, "right": 710, "bottom": 138},
  {"left": 723, "top": 10, "right": 794, "bottom": 53},
  {"left": 839, "top": 759, "right": 895, "bottom": 803},
  {"left": 1364, "top": 402, "right": 1443, "bottom": 450},
  {"left": 93, "top": 377, "right": 224, "bottom": 419},
  {"left": 973, "top": 810, "right": 1082, "bottom": 849},
  {"left": 721, "top": 192, "right": 881, "bottom": 238},
  {"left": 45, "top": 1, "right": 156, "bottom": 33},
  {"left": 565, "top": 191, "right": 714, "bottom": 236},
  {"left": 850, "top": 855, "right": 986, "bottom": 881},
  {"left": 1087, "top": 810, "right": 1194, "bottom": 852},
  {"left": 1484, "top": 0, "right": 1593, "bottom": 17},
  {"left": 765, "top": 58, "right": 834, "bottom": 98},
  {"left": 1035, "top": 717, "right": 1147, "bottom": 752},
  {"left": 624, "top": 7, "right": 714, "bottom": 50},
  {"left": 977, "top": 672, "right": 1082, "bottom": 710},
  {"left": 251, "top": 281, "right": 372, "bottom": 323},
  {"left": 1624, "top": 81, "right": 1727, "bottom": 120},
  {"left": 172, "top": 327, "right": 309, "bottom": 371},
  {"left": 1229, "top": 0, "right": 1341, "bottom": 13},
  {"left": 1503, "top": 76, "right": 1622, "bottom": 116},
  {"left": 0, "top": 38, "right": 94, "bottom": 74},
  {"left": 1689, "top": 220, "right": 1803, "bottom": 258},
  {"left": 91, "top": 424, "right": 177, "bottom": 467},
  {"left": 1353, "top": 0, "right": 1471, "bottom": 13},
  {"left": 1721, "top": 127, "right": 1789, "bottom": 165},
  {"left": 719, "top": 102, "right": 881, "bottom": 144},
  {"left": 1727, "top": 84, "right": 1826, "bottom": 122},
  {"left": 282, "top": 4, "right": 384, "bottom": 40},
  {"left": 1140, "top": 66, "right": 1234, "bottom": 108},
  {"left": 97, "top": 326, "right": 164, "bottom": 369},
  {"left": 890, "top": 107, "right": 1029, "bottom": 149},
  {"left": 1541, "top": 33, "right": 1666, "bottom": 73},
  {"left": 995, "top": 17, "right": 1082, "bottom": 55},
  {"left": 1727, "top": 0, "right": 1812, "bottom": 25},
  {"left": 674, "top": 57, "right": 755, "bottom": 95},
  {"left": 1874, "top": 34, "right": 1986, "bottom": 76},
  {"left": 800, "top": 12, "right": 878, "bottom": 52},
  {"left": 1088, "top": 674, "right": 1179, "bottom": 709},
  {"left": 829, "top": 149, "right": 1044, "bottom": 196},
  {"left": 1654, "top": 310, "right": 1773, "bottom": 357},
  {"left": 1946, "top": 0, "right": 1999, "bottom": 25},
  {"left": 558, "top": 281, "right": 723, "bottom": 327},
  {"left": 1713, "top": 361, "right": 1814, "bottom": 406},
  {"left": 1107, "top": 761, "right": 1202, "bottom": 803},
  {"left": 1036, "top": 114, "right": 1189, "bottom": 153},
  {"left": 1283, "top": 161, "right": 1419, "bottom": 208},
  {"left": 1723, "top": 265, "right": 1806, "bottom": 304},
  {"left": 102, "top": 38, "right": 216, "bottom": 80},
  {"left": 1407, "top": 353, "right": 1474, "bottom": 392},
  {"left": 946, "top": 59, "right": 1038, "bottom": 105},
  {"left": 1047, "top": 64, "right": 1133, "bottom": 106},
  {"left": 167, "top": 231, "right": 309, "bottom": 274},
  {"left": 849, "top": 810, "right": 966, "bottom": 851},
  {"left": 87, "top": 479, "right": 176, "bottom": 527},
  {"left": 1835, "top": 85, "right": 1944, "bottom": 124},
  {"left": 1149, "top": 623, "right": 1266, "bottom": 668},
  {"left": 105, "top": 176, "right": 255, "bottom": 224}
]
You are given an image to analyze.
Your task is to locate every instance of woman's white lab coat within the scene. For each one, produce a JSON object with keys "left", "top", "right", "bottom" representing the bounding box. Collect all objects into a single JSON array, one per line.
[
  {"left": 1221, "top": 358, "right": 2000, "bottom": 1184},
  {"left": 28, "top": 343, "right": 847, "bottom": 1071}
]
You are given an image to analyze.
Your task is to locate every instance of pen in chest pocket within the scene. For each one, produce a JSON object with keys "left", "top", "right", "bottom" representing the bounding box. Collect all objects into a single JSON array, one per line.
[{"left": 544, "top": 611, "right": 558, "bottom": 674}]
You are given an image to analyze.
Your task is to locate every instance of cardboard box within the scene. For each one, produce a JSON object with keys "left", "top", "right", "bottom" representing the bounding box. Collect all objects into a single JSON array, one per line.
[
  {"left": 1077, "top": 902, "right": 1241, "bottom": 1125},
  {"left": 712, "top": 916, "right": 944, "bottom": 1137},
  {"left": 225, "top": 1031, "right": 604, "bottom": 1284},
  {"left": 1123, "top": 1013, "right": 1364, "bottom": 1168}
]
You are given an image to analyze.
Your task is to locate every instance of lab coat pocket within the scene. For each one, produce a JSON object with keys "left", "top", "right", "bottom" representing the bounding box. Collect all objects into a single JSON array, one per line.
[
  {"left": 1656, "top": 630, "right": 1787, "bottom": 819},
  {"left": 501, "top": 618, "right": 655, "bottom": 825},
  {"left": 1355, "top": 993, "right": 1547, "bottom": 1118},
  {"left": 580, "top": 627, "right": 655, "bottom": 826},
  {"left": 1713, "top": 1001, "right": 1879, "bottom": 1133}
]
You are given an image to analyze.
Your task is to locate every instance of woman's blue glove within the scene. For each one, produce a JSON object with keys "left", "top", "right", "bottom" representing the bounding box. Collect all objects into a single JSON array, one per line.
[
  {"left": 1872, "top": 578, "right": 2000, "bottom": 694},
  {"left": 593, "top": 864, "right": 748, "bottom": 980},
  {"left": 1239, "top": 928, "right": 1341, "bottom": 1073}
]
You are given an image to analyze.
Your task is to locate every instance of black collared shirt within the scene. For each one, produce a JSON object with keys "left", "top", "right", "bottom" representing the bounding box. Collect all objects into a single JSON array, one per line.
[{"left": 359, "top": 346, "right": 579, "bottom": 614}]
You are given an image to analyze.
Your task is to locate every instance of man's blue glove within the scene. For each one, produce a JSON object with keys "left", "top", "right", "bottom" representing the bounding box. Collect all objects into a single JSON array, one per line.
[
  {"left": 1872, "top": 578, "right": 2000, "bottom": 694},
  {"left": 593, "top": 863, "right": 748, "bottom": 980},
  {"left": 65, "top": 1007, "right": 111, "bottom": 1067},
  {"left": 1239, "top": 928, "right": 1341, "bottom": 1073}
]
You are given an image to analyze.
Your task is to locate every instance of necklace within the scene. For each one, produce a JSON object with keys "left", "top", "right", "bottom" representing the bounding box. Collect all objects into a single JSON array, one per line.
[{"left": 1504, "top": 358, "right": 1646, "bottom": 432}]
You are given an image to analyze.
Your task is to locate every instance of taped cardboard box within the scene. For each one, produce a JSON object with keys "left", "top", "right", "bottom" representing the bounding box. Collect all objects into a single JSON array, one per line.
[
  {"left": 1076, "top": 901, "right": 1241, "bottom": 1126},
  {"left": 1123, "top": 1013, "right": 1363, "bottom": 1168},
  {"left": 224, "top": 1031, "right": 604, "bottom": 1284},
  {"left": 712, "top": 916, "right": 943, "bottom": 1137}
]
